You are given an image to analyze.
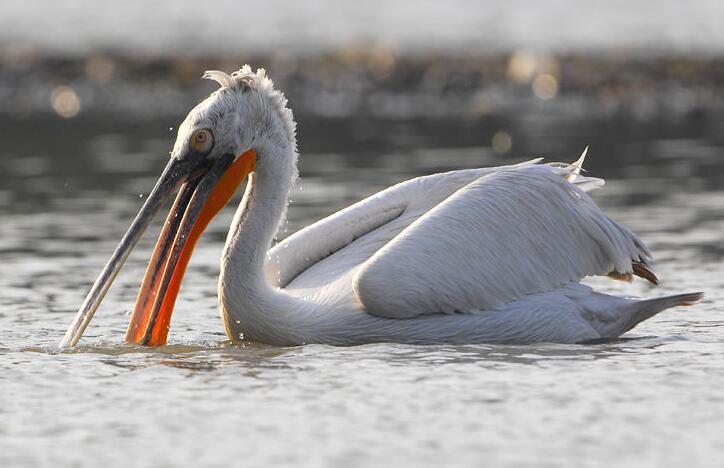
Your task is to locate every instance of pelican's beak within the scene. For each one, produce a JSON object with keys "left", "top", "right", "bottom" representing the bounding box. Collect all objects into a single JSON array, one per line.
[{"left": 60, "top": 150, "right": 256, "bottom": 348}]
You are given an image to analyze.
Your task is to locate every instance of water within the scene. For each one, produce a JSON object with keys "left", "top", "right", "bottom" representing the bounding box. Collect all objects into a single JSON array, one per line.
[
  {"left": 3, "top": 1, "right": 723, "bottom": 463},
  {"left": 3, "top": 0, "right": 724, "bottom": 55},
  {"left": 1, "top": 109, "right": 723, "bottom": 467}
]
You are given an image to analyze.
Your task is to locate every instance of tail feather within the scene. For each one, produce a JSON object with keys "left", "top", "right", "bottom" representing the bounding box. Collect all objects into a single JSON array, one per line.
[{"left": 604, "top": 292, "right": 704, "bottom": 338}]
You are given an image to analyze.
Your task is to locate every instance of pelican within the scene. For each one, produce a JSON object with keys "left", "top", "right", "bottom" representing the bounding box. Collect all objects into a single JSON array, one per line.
[{"left": 60, "top": 66, "right": 702, "bottom": 348}]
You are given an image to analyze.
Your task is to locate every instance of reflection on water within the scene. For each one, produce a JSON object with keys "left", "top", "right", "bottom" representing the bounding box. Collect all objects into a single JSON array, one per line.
[{"left": 1, "top": 111, "right": 723, "bottom": 467}]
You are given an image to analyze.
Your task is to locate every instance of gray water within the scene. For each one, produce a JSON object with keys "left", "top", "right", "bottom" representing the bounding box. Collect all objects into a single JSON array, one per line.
[
  {"left": 3, "top": 0, "right": 724, "bottom": 55},
  {"left": 1, "top": 111, "right": 723, "bottom": 467}
]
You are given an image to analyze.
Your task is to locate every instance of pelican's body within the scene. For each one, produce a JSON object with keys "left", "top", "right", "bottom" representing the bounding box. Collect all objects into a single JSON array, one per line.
[
  {"left": 220, "top": 153, "right": 694, "bottom": 346},
  {"left": 61, "top": 66, "right": 701, "bottom": 349}
]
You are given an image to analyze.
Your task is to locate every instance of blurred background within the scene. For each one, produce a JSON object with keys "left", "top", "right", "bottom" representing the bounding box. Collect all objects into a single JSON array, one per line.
[
  {"left": 2, "top": 0, "right": 723, "bottom": 266},
  {"left": 2, "top": 0, "right": 724, "bottom": 196},
  {"left": 1, "top": 1, "right": 723, "bottom": 217},
  {"left": 2, "top": 2, "right": 724, "bottom": 467}
]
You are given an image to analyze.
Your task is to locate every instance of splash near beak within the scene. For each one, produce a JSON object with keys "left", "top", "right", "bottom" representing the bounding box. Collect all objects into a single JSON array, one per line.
[{"left": 59, "top": 150, "right": 256, "bottom": 348}]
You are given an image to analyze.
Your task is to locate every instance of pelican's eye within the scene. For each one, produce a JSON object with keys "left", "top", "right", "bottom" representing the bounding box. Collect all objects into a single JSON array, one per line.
[{"left": 190, "top": 128, "right": 214, "bottom": 155}]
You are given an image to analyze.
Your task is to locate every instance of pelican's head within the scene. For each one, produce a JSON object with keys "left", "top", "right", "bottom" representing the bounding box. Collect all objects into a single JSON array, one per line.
[
  {"left": 60, "top": 66, "right": 297, "bottom": 348},
  {"left": 170, "top": 67, "right": 297, "bottom": 173}
]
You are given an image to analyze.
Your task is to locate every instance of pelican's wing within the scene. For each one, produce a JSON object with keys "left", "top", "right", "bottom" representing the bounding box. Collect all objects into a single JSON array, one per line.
[
  {"left": 266, "top": 160, "right": 543, "bottom": 289},
  {"left": 353, "top": 162, "right": 652, "bottom": 319}
]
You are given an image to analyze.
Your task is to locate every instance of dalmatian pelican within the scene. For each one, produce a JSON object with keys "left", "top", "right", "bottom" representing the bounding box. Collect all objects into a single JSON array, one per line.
[{"left": 60, "top": 66, "right": 702, "bottom": 348}]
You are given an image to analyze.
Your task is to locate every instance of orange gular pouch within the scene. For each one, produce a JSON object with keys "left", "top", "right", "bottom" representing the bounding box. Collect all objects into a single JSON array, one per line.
[{"left": 125, "top": 150, "right": 257, "bottom": 346}]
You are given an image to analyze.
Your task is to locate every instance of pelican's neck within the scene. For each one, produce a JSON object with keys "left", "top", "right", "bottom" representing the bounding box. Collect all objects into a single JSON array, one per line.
[
  {"left": 219, "top": 139, "right": 303, "bottom": 342},
  {"left": 222, "top": 143, "right": 294, "bottom": 288}
]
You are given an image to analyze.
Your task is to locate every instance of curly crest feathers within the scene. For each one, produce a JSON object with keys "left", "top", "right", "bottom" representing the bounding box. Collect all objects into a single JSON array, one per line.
[
  {"left": 202, "top": 70, "right": 236, "bottom": 89},
  {"left": 203, "top": 66, "right": 296, "bottom": 150}
]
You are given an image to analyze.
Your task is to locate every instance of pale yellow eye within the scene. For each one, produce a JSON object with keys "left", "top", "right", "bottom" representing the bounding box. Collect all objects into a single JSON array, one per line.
[{"left": 190, "top": 128, "right": 214, "bottom": 154}]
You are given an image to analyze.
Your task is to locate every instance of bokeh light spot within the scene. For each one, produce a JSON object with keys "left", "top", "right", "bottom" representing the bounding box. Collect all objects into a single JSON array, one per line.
[
  {"left": 532, "top": 74, "right": 558, "bottom": 100},
  {"left": 85, "top": 56, "right": 115, "bottom": 84},
  {"left": 492, "top": 131, "right": 512, "bottom": 154},
  {"left": 50, "top": 86, "right": 81, "bottom": 118},
  {"left": 507, "top": 50, "right": 538, "bottom": 83}
]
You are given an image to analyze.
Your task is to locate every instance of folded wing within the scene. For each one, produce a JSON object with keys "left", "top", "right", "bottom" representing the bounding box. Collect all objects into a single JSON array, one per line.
[
  {"left": 266, "top": 160, "right": 543, "bottom": 289},
  {"left": 353, "top": 163, "right": 652, "bottom": 319}
]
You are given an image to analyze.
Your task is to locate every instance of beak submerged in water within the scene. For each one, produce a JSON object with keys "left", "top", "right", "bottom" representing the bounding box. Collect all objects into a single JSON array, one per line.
[{"left": 59, "top": 149, "right": 256, "bottom": 348}]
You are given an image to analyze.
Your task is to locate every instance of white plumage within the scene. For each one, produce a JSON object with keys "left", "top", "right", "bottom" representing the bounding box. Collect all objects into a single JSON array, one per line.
[
  {"left": 210, "top": 67, "right": 701, "bottom": 346},
  {"left": 60, "top": 66, "right": 702, "bottom": 349}
]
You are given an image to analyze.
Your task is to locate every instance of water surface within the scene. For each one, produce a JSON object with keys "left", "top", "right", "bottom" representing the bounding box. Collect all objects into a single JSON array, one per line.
[
  {"left": 3, "top": 0, "right": 724, "bottom": 55},
  {"left": 1, "top": 113, "right": 723, "bottom": 467}
]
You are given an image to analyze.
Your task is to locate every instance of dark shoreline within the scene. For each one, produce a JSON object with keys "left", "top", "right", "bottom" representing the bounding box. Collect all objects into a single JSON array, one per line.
[{"left": 1, "top": 49, "right": 723, "bottom": 122}]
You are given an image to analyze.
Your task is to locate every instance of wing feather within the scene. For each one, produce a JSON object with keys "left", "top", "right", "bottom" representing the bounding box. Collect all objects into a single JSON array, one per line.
[
  {"left": 353, "top": 163, "right": 651, "bottom": 319},
  {"left": 267, "top": 160, "right": 544, "bottom": 289}
]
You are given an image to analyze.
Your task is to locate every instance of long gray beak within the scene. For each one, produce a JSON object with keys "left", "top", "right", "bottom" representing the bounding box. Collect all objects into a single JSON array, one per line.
[
  {"left": 59, "top": 157, "right": 191, "bottom": 348},
  {"left": 60, "top": 144, "right": 255, "bottom": 349}
]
